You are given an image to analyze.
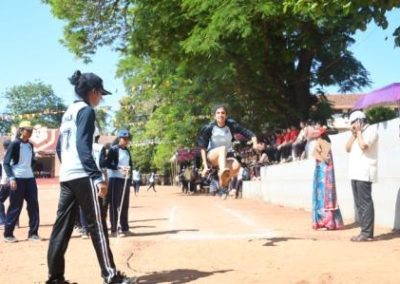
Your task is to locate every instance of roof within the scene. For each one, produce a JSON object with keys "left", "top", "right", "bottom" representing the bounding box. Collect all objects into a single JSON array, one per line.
[
  {"left": 324, "top": 94, "right": 364, "bottom": 110},
  {"left": 30, "top": 128, "right": 59, "bottom": 155}
]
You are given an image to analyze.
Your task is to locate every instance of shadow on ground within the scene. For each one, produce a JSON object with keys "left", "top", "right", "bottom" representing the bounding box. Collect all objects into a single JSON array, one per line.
[
  {"left": 130, "top": 229, "right": 199, "bottom": 237},
  {"left": 374, "top": 230, "right": 400, "bottom": 241},
  {"left": 129, "top": 218, "right": 168, "bottom": 223},
  {"left": 341, "top": 222, "right": 359, "bottom": 230},
  {"left": 137, "top": 269, "right": 232, "bottom": 284},
  {"left": 249, "top": 237, "right": 317, "bottom": 246}
]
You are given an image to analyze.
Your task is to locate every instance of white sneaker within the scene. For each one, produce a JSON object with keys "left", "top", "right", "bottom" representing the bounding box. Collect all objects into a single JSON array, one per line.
[
  {"left": 28, "top": 234, "right": 41, "bottom": 241},
  {"left": 4, "top": 236, "right": 18, "bottom": 243}
]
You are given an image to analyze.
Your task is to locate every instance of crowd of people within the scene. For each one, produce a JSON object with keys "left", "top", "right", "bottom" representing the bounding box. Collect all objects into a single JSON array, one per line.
[
  {"left": 0, "top": 68, "right": 381, "bottom": 283},
  {"left": 0, "top": 71, "right": 142, "bottom": 284}
]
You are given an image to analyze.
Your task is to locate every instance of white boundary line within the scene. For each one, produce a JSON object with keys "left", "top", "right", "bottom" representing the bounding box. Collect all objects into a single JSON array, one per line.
[
  {"left": 215, "top": 203, "right": 256, "bottom": 227},
  {"left": 171, "top": 231, "right": 275, "bottom": 240}
]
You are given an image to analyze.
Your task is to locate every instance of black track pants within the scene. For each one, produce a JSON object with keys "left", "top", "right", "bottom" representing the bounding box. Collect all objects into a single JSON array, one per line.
[{"left": 47, "top": 177, "right": 116, "bottom": 283}]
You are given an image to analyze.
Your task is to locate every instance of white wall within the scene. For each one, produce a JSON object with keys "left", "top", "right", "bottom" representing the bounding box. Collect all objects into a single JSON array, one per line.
[{"left": 243, "top": 118, "right": 400, "bottom": 229}]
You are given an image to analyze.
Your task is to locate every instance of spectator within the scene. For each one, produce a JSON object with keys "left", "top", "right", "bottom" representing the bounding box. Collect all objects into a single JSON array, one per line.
[
  {"left": 0, "top": 139, "right": 12, "bottom": 229},
  {"left": 275, "top": 130, "right": 285, "bottom": 163},
  {"left": 346, "top": 110, "right": 378, "bottom": 242},
  {"left": 132, "top": 168, "right": 141, "bottom": 195},
  {"left": 106, "top": 129, "right": 133, "bottom": 238},
  {"left": 292, "top": 121, "right": 308, "bottom": 161},
  {"left": 312, "top": 126, "right": 344, "bottom": 230},
  {"left": 3, "top": 121, "right": 40, "bottom": 243},
  {"left": 147, "top": 171, "right": 157, "bottom": 192},
  {"left": 305, "top": 120, "right": 321, "bottom": 159}
]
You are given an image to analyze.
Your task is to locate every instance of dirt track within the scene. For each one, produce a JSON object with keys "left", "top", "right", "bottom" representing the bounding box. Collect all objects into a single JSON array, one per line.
[{"left": 1, "top": 183, "right": 400, "bottom": 284}]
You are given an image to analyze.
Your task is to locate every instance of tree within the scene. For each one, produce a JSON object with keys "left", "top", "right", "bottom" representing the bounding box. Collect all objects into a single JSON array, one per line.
[
  {"left": 44, "top": 0, "right": 400, "bottom": 169},
  {"left": 365, "top": 106, "right": 397, "bottom": 124},
  {"left": 95, "top": 106, "right": 112, "bottom": 134},
  {"left": 3, "top": 81, "right": 66, "bottom": 131}
]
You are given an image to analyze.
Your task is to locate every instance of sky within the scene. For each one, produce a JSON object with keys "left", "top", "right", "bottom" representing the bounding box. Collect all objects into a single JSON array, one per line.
[{"left": 0, "top": 1, "right": 399, "bottom": 115}]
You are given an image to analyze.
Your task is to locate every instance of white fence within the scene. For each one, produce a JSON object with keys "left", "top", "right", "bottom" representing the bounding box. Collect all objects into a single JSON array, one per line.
[{"left": 243, "top": 118, "right": 400, "bottom": 229}]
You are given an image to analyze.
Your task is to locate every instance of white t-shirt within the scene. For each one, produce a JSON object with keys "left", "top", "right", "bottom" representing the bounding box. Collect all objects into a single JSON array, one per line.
[
  {"left": 92, "top": 143, "right": 104, "bottom": 170},
  {"left": 208, "top": 125, "right": 233, "bottom": 151},
  {"left": 348, "top": 124, "right": 379, "bottom": 182},
  {"left": 108, "top": 148, "right": 130, "bottom": 179},
  {"left": 12, "top": 142, "right": 34, "bottom": 178},
  {"left": 132, "top": 170, "right": 140, "bottom": 181}
]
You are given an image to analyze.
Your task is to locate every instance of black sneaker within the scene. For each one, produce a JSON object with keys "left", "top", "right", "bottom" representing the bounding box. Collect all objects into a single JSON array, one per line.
[
  {"left": 46, "top": 278, "right": 77, "bottom": 284},
  {"left": 105, "top": 271, "right": 137, "bottom": 284}
]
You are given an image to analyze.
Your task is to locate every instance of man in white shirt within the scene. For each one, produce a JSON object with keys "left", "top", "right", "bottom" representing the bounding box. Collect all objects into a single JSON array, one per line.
[{"left": 345, "top": 110, "right": 378, "bottom": 242}]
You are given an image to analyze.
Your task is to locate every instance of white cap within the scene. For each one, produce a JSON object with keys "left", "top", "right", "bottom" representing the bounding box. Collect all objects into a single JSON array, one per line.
[{"left": 349, "top": 110, "right": 366, "bottom": 124}]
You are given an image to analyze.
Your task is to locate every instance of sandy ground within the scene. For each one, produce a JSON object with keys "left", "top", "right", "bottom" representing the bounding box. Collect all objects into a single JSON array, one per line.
[{"left": 1, "top": 183, "right": 400, "bottom": 284}]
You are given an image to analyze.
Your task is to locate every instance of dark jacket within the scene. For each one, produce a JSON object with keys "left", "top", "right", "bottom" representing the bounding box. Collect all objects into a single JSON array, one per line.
[
  {"left": 197, "top": 118, "right": 255, "bottom": 149},
  {"left": 105, "top": 145, "right": 133, "bottom": 178},
  {"left": 3, "top": 138, "right": 35, "bottom": 179}
]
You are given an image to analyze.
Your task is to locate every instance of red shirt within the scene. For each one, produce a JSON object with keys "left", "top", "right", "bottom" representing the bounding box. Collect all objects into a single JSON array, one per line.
[
  {"left": 276, "top": 134, "right": 284, "bottom": 145},
  {"left": 289, "top": 129, "right": 299, "bottom": 141},
  {"left": 283, "top": 132, "right": 291, "bottom": 143}
]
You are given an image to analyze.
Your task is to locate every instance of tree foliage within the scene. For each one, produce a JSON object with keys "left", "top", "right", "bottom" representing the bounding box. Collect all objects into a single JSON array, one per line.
[
  {"left": 365, "top": 106, "right": 398, "bottom": 124},
  {"left": 44, "top": 0, "right": 400, "bottom": 170},
  {"left": 2, "top": 81, "right": 66, "bottom": 131}
]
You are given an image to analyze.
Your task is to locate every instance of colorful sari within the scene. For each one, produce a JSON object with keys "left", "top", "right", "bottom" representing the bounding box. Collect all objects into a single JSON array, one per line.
[{"left": 312, "top": 152, "right": 344, "bottom": 230}]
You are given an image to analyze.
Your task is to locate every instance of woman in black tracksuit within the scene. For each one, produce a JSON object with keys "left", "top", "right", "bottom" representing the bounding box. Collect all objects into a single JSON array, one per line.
[
  {"left": 3, "top": 121, "right": 39, "bottom": 242},
  {"left": 46, "top": 70, "right": 136, "bottom": 284},
  {"left": 106, "top": 129, "right": 132, "bottom": 237}
]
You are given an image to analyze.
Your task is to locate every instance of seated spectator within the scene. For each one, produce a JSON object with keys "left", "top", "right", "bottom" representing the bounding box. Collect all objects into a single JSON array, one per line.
[
  {"left": 264, "top": 133, "right": 278, "bottom": 164},
  {"left": 305, "top": 120, "right": 321, "bottom": 159},
  {"left": 275, "top": 129, "right": 285, "bottom": 163},
  {"left": 279, "top": 128, "right": 295, "bottom": 163},
  {"left": 292, "top": 121, "right": 308, "bottom": 160}
]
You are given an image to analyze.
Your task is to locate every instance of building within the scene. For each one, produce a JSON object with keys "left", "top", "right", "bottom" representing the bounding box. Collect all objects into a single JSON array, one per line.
[{"left": 0, "top": 125, "right": 116, "bottom": 178}]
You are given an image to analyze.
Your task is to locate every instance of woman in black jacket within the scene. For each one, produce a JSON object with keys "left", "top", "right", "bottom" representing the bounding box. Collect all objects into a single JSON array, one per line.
[
  {"left": 46, "top": 71, "right": 136, "bottom": 284},
  {"left": 198, "top": 104, "right": 260, "bottom": 188},
  {"left": 3, "top": 121, "right": 39, "bottom": 243},
  {"left": 106, "top": 129, "right": 132, "bottom": 238}
]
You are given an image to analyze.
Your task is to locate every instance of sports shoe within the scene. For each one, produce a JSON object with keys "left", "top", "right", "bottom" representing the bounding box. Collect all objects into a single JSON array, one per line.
[
  {"left": 105, "top": 271, "right": 137, "bottom": 284},
  {"left": 28, "top": 234, "right": 41, "bottom": 241},
  {"left": 72, "top": 226, "right": 82, "bottom": 237},
  {"left": 46, "top": 278, "right": 77, "bottom": 284},
  {"left": 350, "top": 234, "right": 373, "bottom": 242},
  {"left": 122, "top": 230, "right": 134, "bottom": 236},
  {"left": 110, "top": 231, "right": 118, "bottom": 238},
  {"left": 117, "top": 231, "right": 126, "bottom": 238},
  {"left": 4, "top": 236, "right": 18, "bottom": 243},
  {"left": 218, "top": 168, "right": 230, "bottom": 188},
  {"left": 81, "top": 232, "right": 89, "bottom": 239}
]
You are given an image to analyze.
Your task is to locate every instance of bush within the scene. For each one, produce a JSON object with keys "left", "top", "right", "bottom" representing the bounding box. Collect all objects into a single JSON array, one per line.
[{"left": 365, "top": 106, "right": 397, "bottom": 124}]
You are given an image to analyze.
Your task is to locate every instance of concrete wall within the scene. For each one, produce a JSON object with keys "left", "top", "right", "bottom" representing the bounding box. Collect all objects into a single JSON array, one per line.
[{"left": 243, "top": 118, "right": 400, "bottom": 229}]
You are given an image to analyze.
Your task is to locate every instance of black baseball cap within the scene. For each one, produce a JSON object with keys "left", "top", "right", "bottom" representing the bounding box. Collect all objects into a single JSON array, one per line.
[{"left": 83, "top": 73, "right": 112, "bottom": 95}]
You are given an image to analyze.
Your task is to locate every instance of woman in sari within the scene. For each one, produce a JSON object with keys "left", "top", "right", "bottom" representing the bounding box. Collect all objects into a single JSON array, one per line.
[{"left": 312, "top": 127, "right": 344, "bottom": 230}]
